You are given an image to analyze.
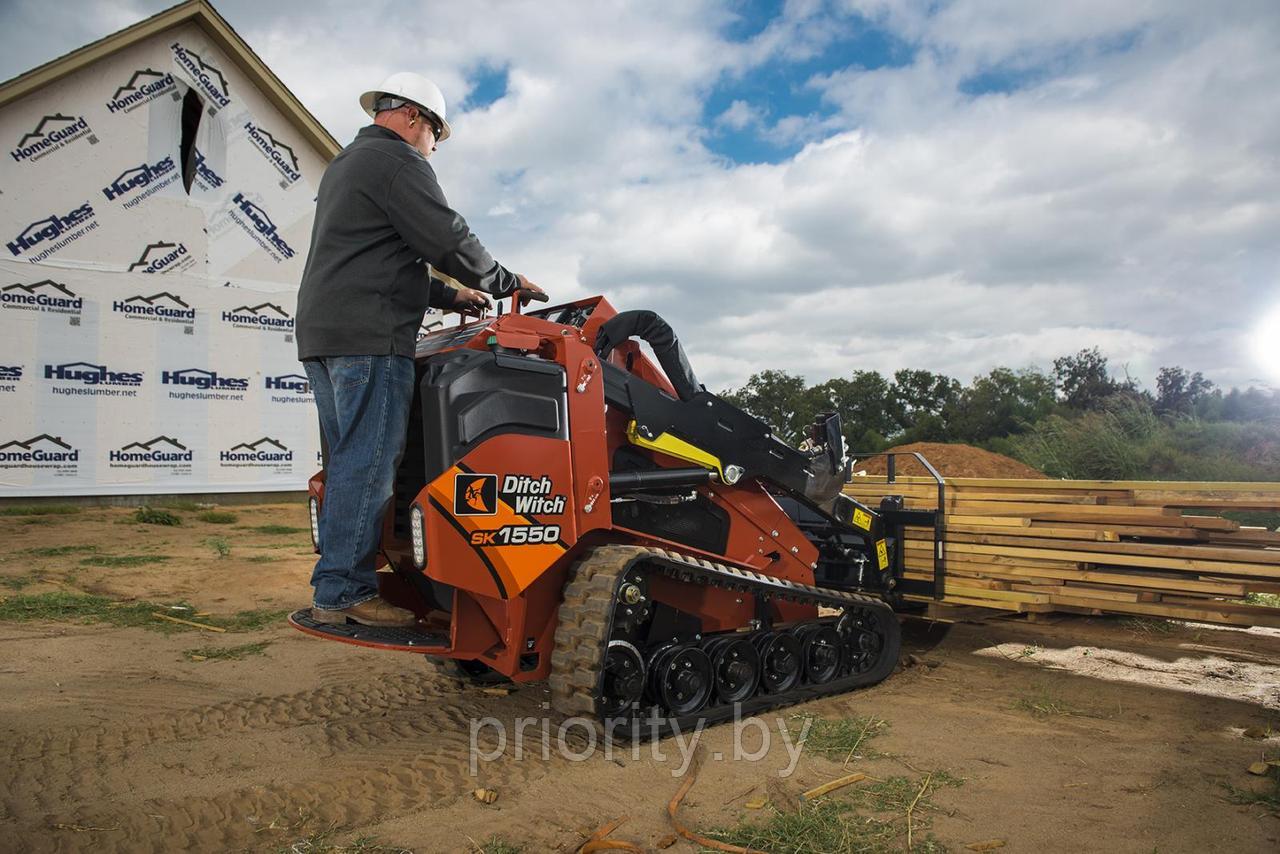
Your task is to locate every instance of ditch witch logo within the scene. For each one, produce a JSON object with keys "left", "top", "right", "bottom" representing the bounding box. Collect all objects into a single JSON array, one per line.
[
  {"left": 243, "top": 122, "right": 302, "bottom": 185},
  {"left": 454, "top": 473, "right": 498, "bottom": 516},
  {"left": 229, "top": 193, "right": 295, "bottom": 261},
  {"left": 163, "top": 367, "right": 248, "bottom": 391},
  {"left": 0, "top": 434, "right": 79, "bottom": 467},
  {"left": 7, "top": 203, "right": 98, "bottom": 260},
  {"left": 222, "top": 301, "right": 294, "bottom": 332},
  {"left": 102, "top": 156, "right": 177, "bottom": 206},
  {"left": 1, "top": 280, "right": 83, "bottom": 314},
  {"left": 220, "top": 437, "right": 293, "bottom": 467},
  {"left": 113, "top": 291, "right": 195, "bottom": 323},
  {"left": 45, "top": 361, "right": 143, "bottom": 387},
  {"left": 107, "top": 68, "right": 177, "bottom": 114},
  {"left": 10, "top": 113, "right": 97, "bottom": 163},
  {"left": 110, "top": 436, "right": 193, "bottom": 466},
  {"left": 128, "top": 241, "right": 193, "bottom": 274},
  {"left": 170, "top": 43, "right": 231, "bottom": 109}
]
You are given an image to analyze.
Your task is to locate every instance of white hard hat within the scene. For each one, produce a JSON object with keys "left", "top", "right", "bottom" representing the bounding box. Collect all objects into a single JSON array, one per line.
[{"left": 359, "top": 72, "right": 452, "bottom": 141}]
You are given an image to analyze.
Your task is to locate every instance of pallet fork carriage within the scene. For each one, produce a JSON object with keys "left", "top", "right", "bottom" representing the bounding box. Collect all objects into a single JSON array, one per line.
[{"left": 290, "top": 292, "right": 946, "bottom": 727}]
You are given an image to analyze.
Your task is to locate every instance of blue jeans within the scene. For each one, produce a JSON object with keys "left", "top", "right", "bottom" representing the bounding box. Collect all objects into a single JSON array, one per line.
[{"left": 303, "top": 355, "right": 416, "bottom": 610}]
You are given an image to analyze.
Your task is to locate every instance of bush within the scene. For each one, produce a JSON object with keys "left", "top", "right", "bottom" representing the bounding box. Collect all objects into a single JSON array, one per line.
[{"left": 135, "top": 506, "right": 181, "bottom": 525}]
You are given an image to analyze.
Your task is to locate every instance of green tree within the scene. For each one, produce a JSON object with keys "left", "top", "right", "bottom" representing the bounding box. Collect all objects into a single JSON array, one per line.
[
  {"left": 1052, "top": 347, "right": 1136, "bottom": 411},
  {"left": 889, "top": 369, "right": 961, "bottom": 438},
  {"left": 949, "top": 366, "right": 1057, "bottom": 443},
  {"left": 720, "top": 370, "right": 817, "bottom": 445},
  {"left": 1155, "top": 366, "right": 1216, "bottom": 416},
  {"left": 810, "top": 371, "right": 896, "bottom": 452}
]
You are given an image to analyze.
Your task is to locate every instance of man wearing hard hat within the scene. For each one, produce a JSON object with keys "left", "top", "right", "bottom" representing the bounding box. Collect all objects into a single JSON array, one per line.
[{"left": 296, "top": 72, "right": 544, "bottom": 628}]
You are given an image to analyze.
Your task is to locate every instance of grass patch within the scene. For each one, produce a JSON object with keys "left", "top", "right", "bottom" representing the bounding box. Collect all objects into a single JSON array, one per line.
[
  {"left": 21, "top": 544, "right": 98, "bottom": 557},
  {"left": 2, "top": 575, "right": 40, "bottom": 590},
  {"left": 246, "top": 554, "right": 282, "bottom": 563},
  {"left": 0, "top": 504, "right": 81, "bottom": 516},
  {"left": 267, "top": 829, "right": 411, "bottom": 854},
  {"left": 205, "top": 537, "right": 231, "bottom": 558},
  {"left": 79, "top": 554, "right": 171, "bottom": 568},
  {"left": 709, "top": 772, "right": 961, "bottom": 854},
  {"left": 476, "top": 837, "right": 523, "bottom": 854},
  {"left": 796, "top": 714, "right": 889, "bottom": 762},
  {"left": 198, "top": 511, "right": 239, "bottom": 524},
  {"left": 1225, "top": 761, "right": 1280, "bottom": 816},
  {"left": 1119, "top": 616, "right": 1179, "bottom": 635},
  {"left": 1013, "top": 686, "right": 1114, "bottom": 720},
  {"left": 184, "top": 641, "right": 271, "bottom": 661},
  {"left": 0, "top": 592, "right": 287, "bottom": 634},
  {"left": 1246, "top": 592, "right": 1280, "bottom": 608},
  {"left": 243, "top": 524, "right": 309, "bottom": 535},
  {"left": 135, "top": 506, "right": 182, "bottom": 526},
  {"left": 20, "top": 517, "right": 56, "bottom": 526}
]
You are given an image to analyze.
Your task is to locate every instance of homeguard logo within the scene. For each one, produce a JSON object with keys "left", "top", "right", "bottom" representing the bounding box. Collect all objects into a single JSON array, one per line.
[
  {"left": 109, "top": 436, "right": 193, "bottom": 465},
  {"left": 162, "top": 367, "right": 249, "bottom": 391},
  {"left": 229, "top": 193, "right": 295, "bottom": 260},
  {"left": 44, "top": 361, "right": 143, "bottom": 387},
  {"left": 106, "top": 68, "right": 177, "bottom": 113},
  {"left": 454, "top": 473, "right": 498, "bottom": 516},
  {"left": 127, "top": 241, "right": 192, "bottom": 274},
  {"left": 222, "top": 301, "right": 294, "bottom": 331},
  {"left": 113, "top": 291, "right": 196, "bottom": 323},
  {"left": 170, "top": 43, "right": 231, "bottom": 109},
  {"left": 10, "top": 113, "right": 96, "bottom": 163},
  {"left": 102, "top": 156, "right": 177, "bottom": 203},
  {"left": 243, "top": 122, "right": 302, "bottom": 184},
  {"left": 220, "top": 437, "right": 294, "bottom": 465},
  {"left": 265, "top": 373, "right": 310, "bottom": 393},
  {"left": 1, "top": 280, "right": 83, "bottom": 314},
  {"left": 192, "top": 148, "right": 224, "bottom": 190},
  {"left": 0, "top": 434, "right": 79, "bottom": 467},
  {"left": 6, "top": 203, "right": 96, "bottom": 258}
]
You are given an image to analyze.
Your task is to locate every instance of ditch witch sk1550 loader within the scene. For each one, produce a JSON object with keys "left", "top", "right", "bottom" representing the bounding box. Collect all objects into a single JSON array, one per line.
[{"left": 290, "top": 291, "right": 945, "bottom": 731}]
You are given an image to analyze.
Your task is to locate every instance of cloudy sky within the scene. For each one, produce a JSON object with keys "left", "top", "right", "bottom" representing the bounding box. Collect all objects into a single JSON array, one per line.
[{"left": 3, "top": 0, "right": 1278, "bottom": 392}]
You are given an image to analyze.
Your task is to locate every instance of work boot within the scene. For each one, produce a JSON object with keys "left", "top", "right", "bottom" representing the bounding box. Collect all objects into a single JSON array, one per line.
[{"left": 312, "top": 596, "right": 416, "bottom": 628}]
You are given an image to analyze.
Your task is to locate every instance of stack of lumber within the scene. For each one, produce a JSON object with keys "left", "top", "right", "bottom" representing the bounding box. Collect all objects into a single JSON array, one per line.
[{"left": 842, "top": 477, "right": 1280, "bottom": 628}]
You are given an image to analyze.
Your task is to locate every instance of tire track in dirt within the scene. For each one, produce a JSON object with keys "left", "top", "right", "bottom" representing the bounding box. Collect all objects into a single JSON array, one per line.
[
  {"left": 2, "top": 674, "right": 473, "bottom": 823},
  {"left": 8, "top": 675, "right": 557, "bottom": 854}
]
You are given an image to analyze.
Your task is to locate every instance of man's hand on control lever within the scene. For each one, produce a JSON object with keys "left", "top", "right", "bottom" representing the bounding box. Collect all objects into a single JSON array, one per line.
[
  {"left": 452, "top": 286, "right": 492, "bottom": 313},
  {"left": 516, "top": 274, "right": 546, "bottom": 305}
]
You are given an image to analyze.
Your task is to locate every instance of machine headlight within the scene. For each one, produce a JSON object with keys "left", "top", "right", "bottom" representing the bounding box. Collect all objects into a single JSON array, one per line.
[
  {"left": 410, "top": 504, "right": 426, "bottom": 568},
  {"left": 309, "top": 496, "right": 320, "bottom": 553}
]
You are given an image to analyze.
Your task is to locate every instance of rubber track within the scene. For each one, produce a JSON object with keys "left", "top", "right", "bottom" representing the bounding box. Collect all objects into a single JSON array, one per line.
[{"left": 548, "top": 544, "right": 897, "bottom": 723}]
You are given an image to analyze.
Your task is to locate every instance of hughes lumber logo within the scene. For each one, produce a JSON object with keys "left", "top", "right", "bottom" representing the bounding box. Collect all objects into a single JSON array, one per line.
[
  {"left": 266, "top": 372, "right": 312, "bottom": 403},
  {"left": 6, "top": 203, "right": 99, "bottom": 262},
  {"left": 0, "top": 365, "right": 21, "bottom": 394},
  {"left": 243, "top": 122, "right": 302, "bottom": 185},
  {"left": 227, "top": 193, "right": 295, "bottom": 261},
  {"left": 0, "top": 434, "right": 79, "bottom": 471},
  {"left": 109, "top": 436, "right": 193, "bottom": 469},
  {"left": 127, "top": 241, "right": 194, "bottom": 274},
  {"left": 44, "top": 361, "right": 143, "bottom": 387},
  {"left": 192, "top": 147, "right": 224, "bottom": 191},
  {"left": 102, "top": 156, "right": 178, "bottom": 206},
  {"left": 162, "top": 367, "right": 248, "bottom": 401},
  {"left": 106, "top": 68, "right": 177, "bottom": 113},
  {"left": 10, "top": 113, "right": 97, "bottom": 163},
  {"left": 1, "top": 280, "right": 83, "bottom": 315},
  {"left": 222, "top": 301, "right": 293, "bottom": 333},
  {"left": 219, "top": 437, "right": 294, "bottom": 468},
  {"left": 113, "top": 291, "right": 195, "bottom": 325},
  {"left": 170, "top": 43, "right": 231, "bottom": 109}
]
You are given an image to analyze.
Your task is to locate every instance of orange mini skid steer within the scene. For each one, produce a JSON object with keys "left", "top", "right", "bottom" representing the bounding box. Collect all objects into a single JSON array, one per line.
[{"left": 290, "top": 292, "right": 944, "bottom": 729}]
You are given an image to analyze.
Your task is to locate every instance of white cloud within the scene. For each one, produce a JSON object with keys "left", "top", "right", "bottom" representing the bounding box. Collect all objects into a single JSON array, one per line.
[{"left": 5, "top": 0, "right": 1277, "bottom": 394}]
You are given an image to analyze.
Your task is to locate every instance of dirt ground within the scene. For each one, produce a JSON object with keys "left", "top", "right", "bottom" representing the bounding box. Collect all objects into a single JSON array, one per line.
[
  {"left": 1, "top": 502, "right": 1278, "bottom": 853},
  {"left": 855, "top": 442, "right": 1047, "bottom": 479}
]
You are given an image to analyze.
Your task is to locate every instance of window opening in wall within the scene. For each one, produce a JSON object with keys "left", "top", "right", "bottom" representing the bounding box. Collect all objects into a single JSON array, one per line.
[{"left": 180, "top": 88, "right": 204, "bottom": 194}]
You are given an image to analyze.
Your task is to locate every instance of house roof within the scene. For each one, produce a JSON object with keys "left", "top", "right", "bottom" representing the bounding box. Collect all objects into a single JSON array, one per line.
[{"left": 0, "top": 0, "right": 339, "bottom": 161}]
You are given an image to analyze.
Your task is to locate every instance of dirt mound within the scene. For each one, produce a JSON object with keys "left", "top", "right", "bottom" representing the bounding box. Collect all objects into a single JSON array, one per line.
[{"left": 852, "top": 441, "right": 1046, "bottom": 479}]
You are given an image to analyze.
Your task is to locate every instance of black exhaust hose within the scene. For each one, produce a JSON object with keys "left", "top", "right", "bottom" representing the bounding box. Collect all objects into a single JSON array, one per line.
[
  {"left": 593, "top": 309, "right": 702, "bottom": 401},
  {"left": 609, "top": 467, "right": 713, "bottom": 492}
]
